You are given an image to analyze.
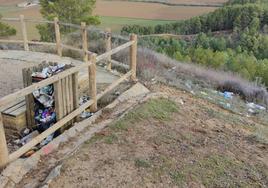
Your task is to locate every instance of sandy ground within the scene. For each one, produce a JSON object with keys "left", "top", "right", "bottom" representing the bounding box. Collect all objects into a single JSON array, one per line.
[
  {"left": 0, "top": 50, "right": 119, "bottom": 99},
  {"left": 43, "top": 84, "right": 267, "bottom": 187},
  {"left": 0, "top": 58, "right": 35, "bottom": 98}
]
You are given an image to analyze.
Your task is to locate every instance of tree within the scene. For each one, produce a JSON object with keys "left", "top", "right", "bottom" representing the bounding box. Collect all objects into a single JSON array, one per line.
[
  {"left": 0, "top": 14, "right": 16, "bottom": 37},
  {"left": 38, "top": 0, "right": 100, "bottom": 41}
]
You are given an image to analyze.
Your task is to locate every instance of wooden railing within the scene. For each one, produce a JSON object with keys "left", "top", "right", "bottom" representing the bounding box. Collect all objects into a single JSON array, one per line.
[{"left": 0, "top": 15, "right": 137, "bottom": 168}]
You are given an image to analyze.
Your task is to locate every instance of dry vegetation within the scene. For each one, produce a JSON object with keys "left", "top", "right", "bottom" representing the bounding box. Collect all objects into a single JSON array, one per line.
[{"left": 50, "top": 90, "right": 268, "bottom": 187}]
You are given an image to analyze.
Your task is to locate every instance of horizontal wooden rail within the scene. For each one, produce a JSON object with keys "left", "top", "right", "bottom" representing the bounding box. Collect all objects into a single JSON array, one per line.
[
  {"left": 0, "top": 39, "right": 24, "bottom": 44},
  {"left": 111, "top": 59, "right": 129, "bottom": 69},
  {"left": 0, "top": 61, "right": 93, "bottom": 108},
  {"left": 96, "top": 41, "right": 134, "bottom": 62},
  {"left": 28, "top": 41, "right": 57, "bottom": 46},
  {"left": 0, "top": 15, "right": 138, "bottom": 168},
  {"left": 61, "top": 44, "right": 84, "bottom": 53},
  {"left": 97, "top": 70, "right": 132, "bottom": 100},
  {"left": 9, "top": 99, "right": 94, "bottom": 162}
]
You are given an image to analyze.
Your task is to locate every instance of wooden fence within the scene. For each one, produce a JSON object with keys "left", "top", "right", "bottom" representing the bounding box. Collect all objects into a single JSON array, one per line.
[{"left": 0, "top": 15, "right": 137, "bottom": 168}]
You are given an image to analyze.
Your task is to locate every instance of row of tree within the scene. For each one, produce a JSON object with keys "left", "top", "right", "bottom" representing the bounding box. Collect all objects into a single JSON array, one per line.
[
  {"left": 121, "top": 2, "right": 268, "bottom": 35},
  {"left": 140, "top": 35, "right": 268, "bottom": 86}
]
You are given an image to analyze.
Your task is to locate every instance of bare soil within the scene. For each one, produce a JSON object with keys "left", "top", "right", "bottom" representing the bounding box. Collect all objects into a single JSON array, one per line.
[{"left": 49, "top": 84, "right": 268, "bottom": 187}]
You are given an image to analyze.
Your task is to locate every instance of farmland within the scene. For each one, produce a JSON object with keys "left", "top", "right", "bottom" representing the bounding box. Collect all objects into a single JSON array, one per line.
[{"left": 0, "top": 0, "right": 224, "bottom": 38}]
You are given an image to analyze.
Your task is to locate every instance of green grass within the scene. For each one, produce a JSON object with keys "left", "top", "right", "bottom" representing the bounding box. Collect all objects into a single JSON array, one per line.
[
  {"left": 99, "top": 16, "right": 177, "bottom": 33},
  {"left": 135, "top": 158, "right": 151, "bottom": 168},
  {"left": 112, "top": 98, "right": 179, "bottom": 131}
]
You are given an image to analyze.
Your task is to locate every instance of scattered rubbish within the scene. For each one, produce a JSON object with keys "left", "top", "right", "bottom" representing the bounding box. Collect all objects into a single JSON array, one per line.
[
  {"left": 22, "top": 149, "right": 36, "bottom": 158},
  {"left": 40, "top": 134, "right": 54, "bottom": 147},
  {"left": 178, "top": 99, "right": 184, "bottom": 105},
  {"left": 80, "top": 111, "right": 93, "bottom": 119},
  {"left": 19, "top": 131, "right": 40, "bottom": 146},
  {"left": 219, "top": 102, "right": 231, "bottom": 109},
  {"left": 32, "top": 64, "right": 65, "bottom": 80},
  {"left": 219, "top": 91, "right": 234, "bottom": 99},
  {"left": 200, "top": 91, "right": 208, "bottom": 96},
  {"left": 247, "top": 103, "right": 266, "bottom": 111},
  {"left": 114, "top": 91, "right": 120, "bottom": 96},
  {"left": 22, "top": 128, "right": 30, "bottom": 137},
  {"left": 79, "top": 96, "right": 90, "bottom": 106}
]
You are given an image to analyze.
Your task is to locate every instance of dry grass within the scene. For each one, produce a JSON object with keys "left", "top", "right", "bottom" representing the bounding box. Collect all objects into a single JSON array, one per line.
[{"left": 113, "top": 47, "right": 268, "bottom": 107}]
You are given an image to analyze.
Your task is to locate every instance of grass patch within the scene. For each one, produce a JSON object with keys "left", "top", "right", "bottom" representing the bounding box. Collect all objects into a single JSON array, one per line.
[
  {"left": 112, "top": 98, "right": 179, "bottom": 131},
  {"left": 99, "top": 16, "right": 176, "bottom": 33},
  {"left": 104, "top": 134, "right": 118, "bottom": 144},
  {"left": 170, "top": 155, "right": 268, "bottom": 187},
  {"left": 135, "top": 158, "right": 151, "bottom": 168}
]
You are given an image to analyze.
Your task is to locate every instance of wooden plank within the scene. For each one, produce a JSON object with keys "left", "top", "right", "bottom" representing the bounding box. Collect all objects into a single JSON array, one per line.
[
  {"left": 97, "top": 70, "right": 132, "bottom": 100},
  {"left": 20, "top": 15, "right": 29, "bottom": 51},
  {"left": 105, "top": 28, "right": 112, "bottom": 71},
  {"left": 54, "top": 17, "right": 62, "bottom": 56},
  {"left": 2, "top": 101, "right": 25, "bottom": 115},
  {"left": 54, "top": 79, "right": 63, "bottom": 121},
  {"left": 61, "top": 44, "right": 84, "bottom": 53},
  {"left": 88, "top": 54, "right": 97, "bottom": 112},
  {"left": 96, "top": 41, "right": 134, "bottom": 62},
  {"left": 28, "top": 41, "right": 56, "bottom": 46},
  {"left": 72, "top": 72, "right": 79, "bottom": 121},
  {"left": 0, "top": 39, "right": 24, "bottom": 44},
  {"left": 0, "top": 61, "right": 93, "bottom": 108},
  {"left": 61, "top": 77, "right": 66, "bottom": 117},
  {"left": 0, "top": 113, "right": 9, "bottom": 168},
  {"left": 3, "top": 102, "right": 26, "bottom": 115},
  {"left": 130, "top": 34, "right": 137, "bottom": 81},
  {"left": 81, "top": 22, "right": 88, "bottom": 63},
  {"left": 8, "top": 99, "right": 94, "bottom": 162},
  {"left": 111, "top": 59, "right": 129, "bottom": 69}
]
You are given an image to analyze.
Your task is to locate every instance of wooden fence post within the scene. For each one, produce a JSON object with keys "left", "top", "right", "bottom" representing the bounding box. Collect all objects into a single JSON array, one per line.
[
  {"left": 54, "top": 17, "right": 62, "bottom": 56},
  {"left": 88, "top": 54, "right": 97, "bottom": 112},
  {"left": 20, "top": 15, "right": 29, "bottom": 51},
  {"left": 105, "top": 28, "right": 112, "bottom": 71},
  {"left": 130, "top": 34, "right": 137, "bottom": 81},
  {"left": 0, "top": 113, "right": 9, "bottom": 168},
  {"left": 81, "top": 22, "right": 88, "bottom": 62}
]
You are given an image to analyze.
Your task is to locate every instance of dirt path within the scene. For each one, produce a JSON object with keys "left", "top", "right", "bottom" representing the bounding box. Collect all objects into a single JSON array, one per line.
[
  {"left": 42, "top": 84, "right": 268, "bottom": 187},
  {"left": 0, "top": 50, "right": 119, "bottom": 99}
]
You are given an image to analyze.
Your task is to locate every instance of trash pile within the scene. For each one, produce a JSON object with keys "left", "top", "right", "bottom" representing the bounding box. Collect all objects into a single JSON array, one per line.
[{"left": 12, "top": 64, "right": 66, "bottom": 157}]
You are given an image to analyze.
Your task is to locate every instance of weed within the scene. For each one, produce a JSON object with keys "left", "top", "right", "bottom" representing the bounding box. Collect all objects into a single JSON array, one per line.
[
  {"left": 104, "top": 134, "right": 118, "bottom": 144},
  {"left": 135, "top": 159, "right": 151, "bottom": 168},
  {"left": 112, "top": 98, "right": 179, "bottom": 131}
]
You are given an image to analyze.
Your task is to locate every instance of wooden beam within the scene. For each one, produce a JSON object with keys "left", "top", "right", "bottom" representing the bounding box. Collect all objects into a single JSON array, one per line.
[
  {"left": 0, "top": 62, "right": 92, "bottom": 108},
  {"left": 8, "top": 99, "right": 94, "bottom": 162},
  {"left": 54, "top": 17, "right": 62, "bottom": 56},
  {"left": 0, "top": 113, "right": 9, "bottom": 168},
  {"left": 0, "top": 39, "right": 24, "bottom": 44},
  {"left": 81, "top": 22, "right": 89, "bottom": 63},
  {"left": 96, "top": 41, "right": 134, "bottom": 62},
  {"left": 105, "top": 28, "right": 112, "bottom": 71},
  {"left": 20, "top": 15, "right": 29, "bottom": 51},
  {"left": 130, "top": 34, "right": 137, "bottom": 81},
  {"left": 89, "top": 54, "right": 97, "bottom": 112},
  {"left": 97, "top": 70, "right": 132, "bottom": 100},
  {"left": 72, "top": 72, "right": 79, "bottom": 121},
  {"left": 61, "top": 44, "right": 84, "bottom": 53}
]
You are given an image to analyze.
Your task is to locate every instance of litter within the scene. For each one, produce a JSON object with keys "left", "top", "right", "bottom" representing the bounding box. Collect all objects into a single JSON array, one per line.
[
  {"left": 40, "top": 134, "right": 54, "bottom": 147},
  {"left": 79, "top": 96, "right": 90, "bottom": 106},
  {"left": 19, "top": 131, "right": 40, "bottom": 146},
  {"left": 219, "top": 91, "right": 234, "bottom": 99},
  {"left": 32, "top": 64, "right": 65, "bottom": 79},
  {"left": 80, "top": 111, "right": 93, "bottom": 119},
  {"left": 247, "top": 103, "right": 266, "bottom": 111}
]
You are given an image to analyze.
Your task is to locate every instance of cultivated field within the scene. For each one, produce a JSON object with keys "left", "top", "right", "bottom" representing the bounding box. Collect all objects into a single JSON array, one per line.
[{"left": 95, "top": 1, "right": 217, "bottom": 20}]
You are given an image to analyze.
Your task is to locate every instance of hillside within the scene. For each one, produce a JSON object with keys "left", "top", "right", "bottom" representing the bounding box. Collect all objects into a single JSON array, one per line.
[
  {"left": 121, "top": 0, "right": 268, "bottom": 92},
  {"left": 16, "top": 83, "right": 268, "bottom": 187}
]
